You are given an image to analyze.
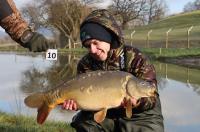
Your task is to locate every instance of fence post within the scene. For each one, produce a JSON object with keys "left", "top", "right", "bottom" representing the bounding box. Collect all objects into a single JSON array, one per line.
[
  {"left": 146, "top": 30, "right": 152, "bottom": 48},
  {"left": 186, "top": 67, "right": 192, "bottom": 88},
  {"left": 130, "top": 30, "right": 135, "bottom": 46},
  {"left": 187, "top": 26, "right": 193, "bottom": 48},
  {"left": 166, "top": 28, "right": 172, "bottom": 48},
  {"left": 68, "top": 39, "right": 71, "bottom": 49},
  {"left": 74, "top": 42, "right": 76, "bottom": 49},
  {"left": 165, "top": 64, "right": 168, "bottom": 80}
]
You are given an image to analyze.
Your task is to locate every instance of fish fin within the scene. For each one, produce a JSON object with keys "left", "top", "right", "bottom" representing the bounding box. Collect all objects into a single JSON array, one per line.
[
  {"left": 24, "top": 93, "right": 44, "bottom": 108},
  {"left": 94, "top": 108, "right": 107, "bottom": 123},
  {"left": 37, "top": 104, "right": 53, "bottom": 124},
  {"left": 126, "top": 99, "right": 132, "bottom": 118}
]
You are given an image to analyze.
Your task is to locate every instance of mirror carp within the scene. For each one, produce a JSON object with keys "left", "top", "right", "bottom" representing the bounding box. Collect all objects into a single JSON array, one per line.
[{"left": 24, "top": 70, "right": 156, "bottom": 124}]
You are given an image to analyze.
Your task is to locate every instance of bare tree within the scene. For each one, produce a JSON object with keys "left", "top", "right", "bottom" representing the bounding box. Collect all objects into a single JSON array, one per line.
[
  {"left": 109, "top": 0, "right": 148, "bottom": 29},
  {"left": 146, "top": 0, "right": 167, "bottom": 23},
  {"left": 184, "top": 0, "right": 200, "bottom": 12},
  {"left": 81, "top": 0, "right": 103, "bottom": 5},
  {"left": 184, "top": 2, "right": 195, "bottom": 12},
  {"left": 21, "top": 0, "right": 46, "bottom": 29},
  {"left": 194, "top": 0, "right": 200, "bottom": 10},
  {"left": 21, "top": 0, "right": 92, "bottom": 48},
  {"left": 48, "top": 0, "right": 88, "bottom": 47}
]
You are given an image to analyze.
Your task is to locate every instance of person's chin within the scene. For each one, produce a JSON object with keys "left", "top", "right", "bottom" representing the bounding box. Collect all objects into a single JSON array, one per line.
[{"left": 99, "top": 54, "right": 107, "bottom": 61}]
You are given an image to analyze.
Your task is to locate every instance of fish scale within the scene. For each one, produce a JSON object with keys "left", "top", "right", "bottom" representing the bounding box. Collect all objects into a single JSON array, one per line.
[{"left": 24, "top": 70, "right": 156, "bottom": 124}]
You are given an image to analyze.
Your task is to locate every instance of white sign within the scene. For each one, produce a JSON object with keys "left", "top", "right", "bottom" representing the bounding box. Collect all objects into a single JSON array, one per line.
[{"left": 46, "top": 49, "right": 57, "bottom": 60}]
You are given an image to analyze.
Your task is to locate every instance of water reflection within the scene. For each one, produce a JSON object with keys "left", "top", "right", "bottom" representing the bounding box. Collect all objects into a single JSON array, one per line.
[
  {"left": 159, "top": 79, "right": 200, "bottom": 132},
  {"left": 20, "top": 53, "right": 80, "bottom": 93},
  {"left": 155, "top": 62, "right": 200, "bottom": 95},
  {"left": 155, "top": 62, "right": 200, "bottom": 132},
  {"left": 0, "top": 52, "right": 200, "bottom": 132}
]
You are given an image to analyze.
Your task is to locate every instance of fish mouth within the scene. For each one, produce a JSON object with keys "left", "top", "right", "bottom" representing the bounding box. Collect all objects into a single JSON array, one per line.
[{"left": 150, "top": 90, "right": 157, "bottom": 97}]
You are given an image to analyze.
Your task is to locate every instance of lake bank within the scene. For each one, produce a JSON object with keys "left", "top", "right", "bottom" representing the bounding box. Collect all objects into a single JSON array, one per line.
[
  {"left": 158, "top": 55, "right": 200, "bottom": 70},
  {"left": 0, "top": 111, "right": 75, "bottom": 132},
  {"left": 0, "top": 47, "right": 200, "bottom": 70},
  {"left": 141, "top": 48, "right": 200, "bottom": 69}
]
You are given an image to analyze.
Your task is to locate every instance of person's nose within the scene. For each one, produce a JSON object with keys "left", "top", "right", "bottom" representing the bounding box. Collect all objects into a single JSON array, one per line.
[{"left": 89, "top": 43, "right": 97, "bottom": 53}]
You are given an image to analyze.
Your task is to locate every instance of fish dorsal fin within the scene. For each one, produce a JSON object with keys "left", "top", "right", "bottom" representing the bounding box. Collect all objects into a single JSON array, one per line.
[
  {"left": 126, "top": 99, "right": 132, "bottom": 118},
  {"left": 94, "top": 108, "right": 107, "bottom": 123}
]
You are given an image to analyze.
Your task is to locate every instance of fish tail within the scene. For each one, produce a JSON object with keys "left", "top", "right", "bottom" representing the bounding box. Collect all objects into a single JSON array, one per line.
[
  {"left": 24, "top": 93, "right": 54, "bottom": 124},
  {"left": 37, "top": 104, "right": 53, "bottom": 124}
]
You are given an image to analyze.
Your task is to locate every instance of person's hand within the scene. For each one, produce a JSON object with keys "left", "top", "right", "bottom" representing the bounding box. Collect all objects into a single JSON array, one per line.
[
  {"left": 61, "top": 99, "right": 78, "bottom": 111},
  {"left": 21, "top": 30, "right": 54, "bottom": 52},
  {"left": 120, "top": 97, "right": 139, "bottom": 108},
  {"left": 25, "top": 32, "right": 52, "bottom": 52}
]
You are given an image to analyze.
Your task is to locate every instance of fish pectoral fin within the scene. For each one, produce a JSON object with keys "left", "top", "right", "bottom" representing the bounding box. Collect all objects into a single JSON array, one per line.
[
  {"left": 126, "top": 99, "right": 132, "bottom": 118},
  {"left": 37, "top": 104, "right": 53, "bottom": 124},
  {"left": 94, "top": 108, "right": 107, "bottom": 123}
]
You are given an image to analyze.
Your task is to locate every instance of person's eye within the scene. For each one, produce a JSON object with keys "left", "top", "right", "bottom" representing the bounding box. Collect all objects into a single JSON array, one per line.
[
  {"left": 93, "top": 41, "right": 98, "bottom": 45},
  {"left": 84, "top": 44, "right": 91, "bottom": 48}
]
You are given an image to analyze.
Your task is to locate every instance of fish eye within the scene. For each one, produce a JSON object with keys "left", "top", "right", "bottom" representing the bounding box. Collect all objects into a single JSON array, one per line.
[
  {"left": 139, "top": 82, "right": 148, "bottom": 86},
  {"left": 137, "top": 81, "right": 154, "bottom": 89}
]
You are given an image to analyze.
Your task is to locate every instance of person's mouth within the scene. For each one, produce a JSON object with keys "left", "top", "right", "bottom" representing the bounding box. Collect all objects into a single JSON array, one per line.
[
  {"left": 96, "top": 50, "right": 104, "bottom": 56},
  {"left": 97, "top": 52, "right": 102, "bottom": 56}
]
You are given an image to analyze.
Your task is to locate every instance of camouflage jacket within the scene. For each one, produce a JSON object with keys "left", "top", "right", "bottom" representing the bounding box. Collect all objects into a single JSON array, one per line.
[
  {"left": 77, "top": 9, "right": 159, "bottom": 113},
  {"left": 0, "top": 0, "right": 28, "bottom": 43}
]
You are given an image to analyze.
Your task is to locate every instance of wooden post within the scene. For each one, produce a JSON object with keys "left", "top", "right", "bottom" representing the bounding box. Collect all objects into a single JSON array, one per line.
[
  {"left": 187, "top": 26, "right": 193, "bottom": 48},
  {"left": 165, "top": 64, "right": 168, "bottom": 80},
  {"left": 146, "top": 30, "right": 152, "bottom": 48},
  {"left": 68, "top": 39, "right": 71, "bottom": 49},
  {"left": 130, "top": 30, "right": 135, "bottom": 46},
  {"left": 186, "top": 67, "right": 192, "bottom": 88},
  {"left": 166, "top": 28, "right": 172, "bottom": 48}
]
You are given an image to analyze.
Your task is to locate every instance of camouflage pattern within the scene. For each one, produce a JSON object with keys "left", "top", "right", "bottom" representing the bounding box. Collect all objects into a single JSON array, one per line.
[
  {"left": 72, "top": 9, "right": 164, "bottom": 132},
  {"left": 0, "top": 0, "right": 29, "bottom": 43},
  {"left": 81, "top": 9, "right": 124, "bottom": 47}
]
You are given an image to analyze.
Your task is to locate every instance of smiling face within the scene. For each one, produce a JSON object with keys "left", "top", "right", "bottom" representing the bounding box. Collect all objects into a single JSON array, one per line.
[{"left": 83, "top": 39, "right": 111, "bottom": 61}]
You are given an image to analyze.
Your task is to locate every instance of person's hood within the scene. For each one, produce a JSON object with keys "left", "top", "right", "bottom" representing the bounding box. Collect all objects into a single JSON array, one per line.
[{"left": 80, "top": 9, "right": 124, "bottom": 49}]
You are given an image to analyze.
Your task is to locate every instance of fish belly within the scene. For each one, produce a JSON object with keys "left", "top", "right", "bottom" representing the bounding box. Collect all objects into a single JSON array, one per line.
[{"left": 66, "top": 87, "right": 126, "bottom": 111}]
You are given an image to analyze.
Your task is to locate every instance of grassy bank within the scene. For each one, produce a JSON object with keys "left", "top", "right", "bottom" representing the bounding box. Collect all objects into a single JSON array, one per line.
[
  {"left": 124, "top": 11, "right": 200, "bottom": 48},
  {"left": 0, "top": 111, "right": 75, "bottom": 132},
  {"left": 141, "top": 48, "right": 200, "bottom": 59},
  {"left": 125, "top": 11, "right": 200, "bottom": 40},
  {"left": 0, "top": 46, "right": 87, "bottom": 53},
  {"left": 1, "top": 47, "right": 200, "bottom": 58}
]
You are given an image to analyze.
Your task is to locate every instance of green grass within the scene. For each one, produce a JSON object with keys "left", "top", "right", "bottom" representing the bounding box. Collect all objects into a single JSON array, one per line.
[
  {"left": 0, "top": 46, "right": 200, "bottom": 59},
  {"left": 58, "top": 47, "right": 87, "bottom": 53},
  {"left": 124, "top": 10, "right": 200, "bottom": 47},
  {"left": 141, "top": 48, "right": 200, "bottom": 59},
  {"left": 0, "top": 46, "right": 87, "bottom": 53},
  {"left": 0, "top": 111, "right": 75, "bottom": 132}
]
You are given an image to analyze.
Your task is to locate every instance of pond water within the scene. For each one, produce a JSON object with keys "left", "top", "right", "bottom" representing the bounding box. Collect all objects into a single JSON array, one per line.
[{"left": 0, "top": 52, "right": 200, "bottom": 132}]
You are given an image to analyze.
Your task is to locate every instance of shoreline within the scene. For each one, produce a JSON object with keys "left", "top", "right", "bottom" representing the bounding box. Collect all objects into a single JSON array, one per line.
[
  {"left": 1, "top": 48, "right": 200, "bottom": 70},
  {"left": 157, "top": 55, "right": 200, "bottom": 70}
]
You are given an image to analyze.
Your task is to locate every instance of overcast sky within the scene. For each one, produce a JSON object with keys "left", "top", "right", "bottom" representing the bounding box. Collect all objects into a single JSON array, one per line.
[{"left": 14, "top": 0, "right": 195, "bottom": 14}]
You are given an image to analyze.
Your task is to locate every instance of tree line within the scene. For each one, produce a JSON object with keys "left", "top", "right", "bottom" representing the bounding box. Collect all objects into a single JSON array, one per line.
[
  {"left": 184, "top": 0, "right": 200, "bottom": 12},
  {"left": 21, "top": 0, "right": 168, "bottom": 48}
]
